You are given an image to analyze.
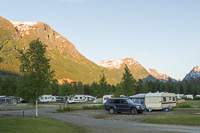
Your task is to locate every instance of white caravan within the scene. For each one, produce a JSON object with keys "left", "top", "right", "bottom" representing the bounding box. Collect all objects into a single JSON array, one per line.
[
  {"left": 103, "top": 95, "right": 114, "bottom": 104},
  {"left": 85, "top": 95, "right": 95, "bottom": 101},
  {"left": 67, "top": 95, "right": 87, "bottom": 103},
  {"left": 145, "top": 92, "right": 176, "bottom": 111},
  {"left": 185, "top": 95, "right": 193, "bottom": 99},
  {"left": 39, "top": 95, "right": 56, "bottom": 103}
]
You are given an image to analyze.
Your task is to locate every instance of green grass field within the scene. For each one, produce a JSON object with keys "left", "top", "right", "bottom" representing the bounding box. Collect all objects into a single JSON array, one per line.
[
  {"left": 141, "top": 114, "right": 200, "bottom": 126},
  {"left": 0, "top": 106, "right": 35, "bottom": 111},
  {"left": 0, "top": 115, "right": 87, "bottom": 133}
]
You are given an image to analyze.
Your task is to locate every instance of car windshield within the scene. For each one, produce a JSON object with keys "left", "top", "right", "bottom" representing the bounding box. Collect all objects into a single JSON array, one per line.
[{"left": 126, "top": 99, "right": 134, "bottom": 104}]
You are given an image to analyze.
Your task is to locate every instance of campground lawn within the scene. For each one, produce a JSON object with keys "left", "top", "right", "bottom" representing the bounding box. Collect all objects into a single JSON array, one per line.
[
  {"left": 141, "top": 114, "right": 200, "bottom": 126},
  {"left": 0, "top": 115, "right": 87, "bottom": 133},
  {"left": 0, "top": 106, "right": 35, "bottom": 111}
]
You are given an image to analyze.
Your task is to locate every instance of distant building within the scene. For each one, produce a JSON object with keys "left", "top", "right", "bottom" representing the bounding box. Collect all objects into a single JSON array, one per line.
[{"left": 0, "top": 96, "right": 16, "bottom": 104}]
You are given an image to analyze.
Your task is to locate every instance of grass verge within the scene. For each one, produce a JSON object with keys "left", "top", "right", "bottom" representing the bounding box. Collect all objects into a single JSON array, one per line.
[
  {"left": 141, "top": 114, "right": 200, "bottom": 126},
  {"left": 0, "top": 106, "right": 35, "bottom": 111},
  {"left": 0, "top": 115, "right": 87, "bottom": 133},
  {"left": 174, "top": 108, "right": 200, "bottom": 111}
]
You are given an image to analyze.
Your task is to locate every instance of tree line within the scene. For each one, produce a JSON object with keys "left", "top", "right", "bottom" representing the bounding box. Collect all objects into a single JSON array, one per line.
[{"left": 1, "top": 66, "right": 200, "bottom": 99}]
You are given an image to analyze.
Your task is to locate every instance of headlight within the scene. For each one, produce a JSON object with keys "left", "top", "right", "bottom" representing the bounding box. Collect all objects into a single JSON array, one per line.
[{"left": 136, "top": 106, "right": 140, "bottom": 109}]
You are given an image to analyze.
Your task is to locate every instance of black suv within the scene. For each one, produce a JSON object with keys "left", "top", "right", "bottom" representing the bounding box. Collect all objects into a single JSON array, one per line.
[{"left": 104, "top": 98, "right": 145, "bottom": 115}]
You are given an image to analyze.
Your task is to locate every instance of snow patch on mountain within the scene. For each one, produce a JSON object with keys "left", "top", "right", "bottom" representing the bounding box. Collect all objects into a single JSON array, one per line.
[
  {"left": 10, "top": 21, "right": 37, "bottom": 36},
  {"left": 97, "top": 58, "right": 140, "bottom": 70},
  {"left": 98, "top": 59, "right": 123, "bottom": 69},
  {"left": 194, "top": 65, "right": 200, "bottom": 72}
]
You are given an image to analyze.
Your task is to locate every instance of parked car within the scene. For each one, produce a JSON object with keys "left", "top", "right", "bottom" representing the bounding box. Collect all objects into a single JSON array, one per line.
[{"left": 104, "top": 98, "right": 145, "bottom": 115}]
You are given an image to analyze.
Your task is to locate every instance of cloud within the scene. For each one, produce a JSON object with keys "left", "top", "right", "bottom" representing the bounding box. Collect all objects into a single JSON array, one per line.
[{"left": 58, "top": 0, "right": 87, "bottom": 3}]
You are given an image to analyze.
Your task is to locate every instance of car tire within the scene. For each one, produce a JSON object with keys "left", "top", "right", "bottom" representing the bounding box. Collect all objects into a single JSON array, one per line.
[
  {"left": 130, "top": 108, "right": 137, "bottom": 115},
  {"left": 109, "top": 108, "right": 115, "bottom": 114},
  {"left": 137, "top": 110, "right": 143, "bottom": 114}
]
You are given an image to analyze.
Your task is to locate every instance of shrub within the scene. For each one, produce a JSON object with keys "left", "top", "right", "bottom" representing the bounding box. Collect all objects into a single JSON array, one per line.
[
  {"left": 177, "top": 104, "right": 191, "bottom": 108},
  {"left": 194, "top": 97, "right": 200, "bottom": 100},
  {"left": 57, "top": 106, "right": 78, "bottom": 112},
  {"left": 82, "top": 105, "right": 104, "bottom": 110}
]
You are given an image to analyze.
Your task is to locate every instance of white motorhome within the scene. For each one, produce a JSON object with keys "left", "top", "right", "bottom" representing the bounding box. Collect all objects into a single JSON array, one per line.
[
  {"left": 176, "top": 94, "right": 184, "bottom": 99},
  {"left": 196, "top": 95, "right": 200, "bottom": 97},
  {"left": 103, "top": 95, "right": 113, "bottom": 104},
  {"left": 145, "top": 92, "right": 176, "bottom": 111},
  {"left": 85, "top": 95, "right": 95, "bottom": 101},
  {"left": 67, "top": 95, "right": 87, "bottom": 103},
  {"left": 185, "top": 95, "right": 193, "bottom": 99},
  {"left": 39, "top": 95, "right": 56, "bottom": 103}
]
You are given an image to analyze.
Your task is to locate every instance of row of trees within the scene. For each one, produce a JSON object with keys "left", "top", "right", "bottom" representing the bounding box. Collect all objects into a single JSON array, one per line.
[{"left": 1, "top": 68, "right": 200, "bottom": 99}]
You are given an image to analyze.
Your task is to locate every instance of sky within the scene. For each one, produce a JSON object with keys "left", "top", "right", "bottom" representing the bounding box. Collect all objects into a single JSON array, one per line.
[{"left": 1, "top": 0, "right": 200, "bottom": 80}]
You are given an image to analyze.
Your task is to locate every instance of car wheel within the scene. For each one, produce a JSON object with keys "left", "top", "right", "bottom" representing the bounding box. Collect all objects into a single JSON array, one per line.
[
  {"left": 109, "top": 108, "right": 115, "bottom": 114},
  {"left": 130, "top": 108, "right": 137, "bottom": 115},
  {"left": 137, "top": 110, "right": 143, "bottom": 114}
]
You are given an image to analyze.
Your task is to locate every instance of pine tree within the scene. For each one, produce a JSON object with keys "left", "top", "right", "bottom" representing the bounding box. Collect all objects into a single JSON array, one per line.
[
  {"left": 120, "top": 65, "right": 136, "bottom": 96},
  {"left": 99, "top": 71, "right": 107, "bottom": 97},
  {"left": 114, "top": 84, "right": 124, "bottom": 97}
]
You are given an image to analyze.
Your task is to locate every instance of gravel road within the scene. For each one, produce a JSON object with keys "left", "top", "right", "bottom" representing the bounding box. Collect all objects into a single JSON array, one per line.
[{"left": 0, "top": 105, "right": 200, "bottom": 133}]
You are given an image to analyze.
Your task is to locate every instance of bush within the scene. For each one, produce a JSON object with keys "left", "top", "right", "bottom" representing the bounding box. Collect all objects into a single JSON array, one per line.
[
  {"left": 194, "top": 97, "right": 200, "bottom": 100},
  {"left": 82, "top": 105, "right": 104, "bottom": 110},
  {"left": 177, "top": 104, "right": 191, "bottom": 108},
  {"left": 57, "top": 106, "right": 78, "bottom": 112}
]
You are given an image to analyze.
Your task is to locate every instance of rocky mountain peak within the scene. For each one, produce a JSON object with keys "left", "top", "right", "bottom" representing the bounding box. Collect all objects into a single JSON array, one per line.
[
  {"left": 147, "top": 68, "right": 170, "bottom": 81},
  {"left": 193, "top": 65, "right": 200, "bottom": 72},
  {"left": 184, "top": 65, "right": 200, "bottom": 80}
]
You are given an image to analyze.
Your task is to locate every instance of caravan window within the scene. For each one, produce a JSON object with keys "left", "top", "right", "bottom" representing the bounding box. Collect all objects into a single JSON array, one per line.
[
  {"left": 163, "top": 97, "right": 166, "bottom": 102},
  {"left": 173, "top": 97, "right": 175, "bottom": 101},
  {"left": 80, "top": 97, "right": 82, "bottom": 99}
]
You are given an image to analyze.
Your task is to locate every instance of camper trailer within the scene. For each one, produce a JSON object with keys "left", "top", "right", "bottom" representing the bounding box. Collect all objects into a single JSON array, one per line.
[
  {"left": 67, "top": 95, "right": 87, "bottom": 103},
  {"left": 39, "top": 95, "right": 56, "bottom": 103},
  {"left": 185, "top": 95, "right": 193, "bottom": 99},
  {"left": 128, "top": 94, "right": 146, "bottom": 106},
  {"left": 103, "top": 95, "right": 113, "bottom": 104},
  {"left": 85, "top": 95, "right": 95, "bottom": 101},
  {"left": 145, "top": 92, "right": 176, "bottom": 110}
]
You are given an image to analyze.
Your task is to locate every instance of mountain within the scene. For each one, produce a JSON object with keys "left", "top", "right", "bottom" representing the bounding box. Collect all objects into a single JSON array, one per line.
[
  {"left": 0, "top": 16, "right": 167, "bottom": 84},
  {"left": 184, "top": 66, "right": 200, "bottom": 81},
  {"left": 0, "top": 16, "right": 119, "bottom": 84},
  {"left": 147, "top": 68, "right": 177, "bottom": 82},
  {"left": 147, "top": 68, "right": 169, "bottom": 82},
  {"left": 97, "top": 58, "right": 152, "bottom": 81}
]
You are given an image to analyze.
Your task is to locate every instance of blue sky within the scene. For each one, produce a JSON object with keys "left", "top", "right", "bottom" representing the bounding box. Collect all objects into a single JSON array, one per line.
[{"left": 1, "top": 0, "right": 200, "bottom": 80}]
